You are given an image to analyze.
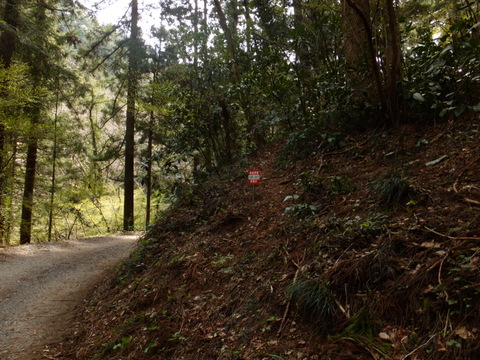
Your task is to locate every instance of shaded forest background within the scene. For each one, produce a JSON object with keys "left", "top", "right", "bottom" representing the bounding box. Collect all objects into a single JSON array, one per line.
[{"left": 0, "top": 0, "right": 479, "bottom": 244}]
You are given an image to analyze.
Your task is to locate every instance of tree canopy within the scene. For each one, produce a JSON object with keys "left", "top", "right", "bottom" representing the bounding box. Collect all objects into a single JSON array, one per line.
[{"left": 0, "top": 0, "right": 478, "bottom": 243}]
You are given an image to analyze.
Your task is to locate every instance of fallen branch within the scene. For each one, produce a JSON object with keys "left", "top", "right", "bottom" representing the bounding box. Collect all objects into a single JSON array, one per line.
[
  {"left": 401, "top": 333, "right": 437, "bottom": 360},
  {"left": 464, "top": 197, "right": 480, "bottom": 207},
  {"left": 424, "top": 226, "right": 480, "bottom": 241}
]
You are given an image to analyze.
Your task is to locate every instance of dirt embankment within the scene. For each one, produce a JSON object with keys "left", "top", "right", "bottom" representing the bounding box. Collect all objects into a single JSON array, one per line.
[
  {"left": 0, "top": 235, "right": 139, "bottom": 360},
  {"left": 57, "top": 118, "right": 480, "bottom": 359}
]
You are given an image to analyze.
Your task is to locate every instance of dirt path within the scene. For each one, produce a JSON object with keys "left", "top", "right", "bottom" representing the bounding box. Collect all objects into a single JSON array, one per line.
[{"left": 0, "top": 234, "right": 139, "bottom": 360}]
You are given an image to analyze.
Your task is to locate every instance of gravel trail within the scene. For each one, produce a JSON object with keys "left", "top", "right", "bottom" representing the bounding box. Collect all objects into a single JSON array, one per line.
[{"left": 0, "top": 234, "right": 139, "bottom": 360}]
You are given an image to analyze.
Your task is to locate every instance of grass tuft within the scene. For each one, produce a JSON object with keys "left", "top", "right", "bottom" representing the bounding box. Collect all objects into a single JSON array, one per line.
[
  {"left": 370, "top": 173, "right": 413, "bottom": 207},
  {"left": 288, "top": 279, "right": 336, "bottom": 332}
]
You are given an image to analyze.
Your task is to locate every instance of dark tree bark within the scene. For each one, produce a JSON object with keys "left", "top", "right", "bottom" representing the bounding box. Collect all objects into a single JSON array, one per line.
[
  {"left": 384, "top": 0, "right": 402, "bottom": 127},
  {"left": 20, "top": 106, "right": 40, "bottom": 244},
  {"left": 123, "top": 0, "right": 139, "bottom": 231},
  {"left": 145, "top": 110, "right": 153, "bottom": 228},
  {"left": 48, "top": 86, "right": 59, "bottom": 242},
  {"left": 344, "top": 0, "right": 386, "bottom": 115},
  {"left": 0, "top": 0, "right": 20, "bottom": 67},
  {"left": 343, "top": 0, "right": 402, "bottom": 126},
  {"left": 218, "top": 98, "right": 234, "bottom": 163},
  {"left": 0, "top": 0, "right": 21, "bottom": 243}
]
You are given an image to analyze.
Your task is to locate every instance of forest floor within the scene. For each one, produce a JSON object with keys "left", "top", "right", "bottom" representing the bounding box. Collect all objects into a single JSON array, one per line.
[
  {"left": 0, "top": 235, "right": 139, "bottom": 360},
  {"left": 55, "top": 116, "right": 479, "bottom": 359}
]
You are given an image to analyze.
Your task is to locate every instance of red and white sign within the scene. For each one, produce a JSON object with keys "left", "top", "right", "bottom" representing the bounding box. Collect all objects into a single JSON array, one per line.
[{"left": 248, "top": 169, "right": 261, "bottom": 185}]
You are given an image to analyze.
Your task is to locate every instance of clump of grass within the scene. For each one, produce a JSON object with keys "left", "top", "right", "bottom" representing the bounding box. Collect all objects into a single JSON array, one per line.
[
  {"left": 370, "top": 173, "right": 413, "bottom": 207},
  {"left": 288, "top": 279, "right": 336, "bottom": 332}
]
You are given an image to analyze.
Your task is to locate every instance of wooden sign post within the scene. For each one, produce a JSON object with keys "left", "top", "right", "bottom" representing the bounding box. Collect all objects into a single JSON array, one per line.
[{"left": 248, "top": 169, "right": 260, "bottom": 200}]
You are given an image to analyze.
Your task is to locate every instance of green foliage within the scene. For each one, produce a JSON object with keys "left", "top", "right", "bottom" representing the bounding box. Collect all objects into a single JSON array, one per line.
[
  {"left": 211, "top": 253, "right": 233, "bottom": 266},
  {"left": 3, "top": 0, "right": 480, "bottom": 244},
  {"left": 284, "top": 203, "right": 318, "bottom": 219},
  {"left": 283, "top": 194, "right": 318, "bottom": 219},
  {"left": 403, "top": 2, "right": 480, "bottom": 119},
  {"left": 0, "top": 63, "right": 38, "bottom": 124},
  {"left": 113, "top": 336, "right": 132, "bottom": 350},
  {"left": 300, "top": 170, "right": 323, "bottom": 194}
]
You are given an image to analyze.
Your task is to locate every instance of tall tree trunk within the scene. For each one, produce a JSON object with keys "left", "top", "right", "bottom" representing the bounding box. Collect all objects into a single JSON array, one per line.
[
  {"left": 48, "top": 86, "right": 59, "bottom": 242},
  {"left": 292, "top": 0, "right": 308, "bottom": 120},
  {"left": 145, "top": 110, "right": 153, "bottom": 228},
  {"left": 0, "top": 0, "right": 20, "bottom": 67},
  {"left": 213, "top": 0, "right": 240, "bottom": 83},
  {"left": 218, "top": 98, "right": 234, "bottom": 163},
  {"left": 343, "top": 0, "right": 387, "bottom": 120},
  {"left": 20, "top": 106, "right": 40, "bottom": 244},
  {"left": 124, "top": 0, "right": 139, "bottom": 231},
  {"left": 193, "top": 0, "right": 199, "bottom": 69},
  {"left": 0, "top": 0, "right": 21, "bottom": 244},
  {"left": 384, "top": 0, "right": 402, "bottom": 127},
  {"left": 3, "top": 136, "right": 17, "bottom": 245}
]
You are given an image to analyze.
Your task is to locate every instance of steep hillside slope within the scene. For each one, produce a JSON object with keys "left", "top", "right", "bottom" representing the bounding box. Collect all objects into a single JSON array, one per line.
[{"left": 57, "top": 118, "right": 479, "bottom": 360}]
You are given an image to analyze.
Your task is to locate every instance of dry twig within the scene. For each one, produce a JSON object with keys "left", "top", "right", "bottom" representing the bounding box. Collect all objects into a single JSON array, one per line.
[{"left": 424, "top": 226, "right": 480, "bottom": 241}]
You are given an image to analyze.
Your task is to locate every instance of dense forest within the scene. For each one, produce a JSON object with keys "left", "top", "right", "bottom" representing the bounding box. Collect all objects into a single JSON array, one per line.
[{"left": 0, "top": 0, "right": 478, "bottom": 245}]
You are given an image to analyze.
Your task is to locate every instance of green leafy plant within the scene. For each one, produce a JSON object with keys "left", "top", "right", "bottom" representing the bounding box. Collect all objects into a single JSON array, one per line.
[
  {"left": 284, "top": 203, "right": 318, "bottom": 218},
  {"left": 283, "top": 194, "right": 318, "bottom": 219},
  {"left": 169, "top": 331, "right": 188, "bottom": 341},
  {"left": 326, "top": 214, "right": 389, "bottom": 241},
  {"left": 300, "top": 170, "right": 323, "bottom": 194},
  {"left": 112, "top": 336, "right": 132, "bottom": 350},
  {"left": 211, "top": 253, "right": 233, "bottom": 265}
]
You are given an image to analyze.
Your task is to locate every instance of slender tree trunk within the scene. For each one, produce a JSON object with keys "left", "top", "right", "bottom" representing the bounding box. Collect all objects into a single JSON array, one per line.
[
  {"left": 0, "top": 0, "right": 20, "bottom": 67},
  {"left": 213, "top": 0, "right": 240, "bottom": 83},
  {"left": 48, "top": 87, "right": 59, "bottom": 242},
  {"left": 145, "top": 110, "right": 153, "bottom": 228},
  {"left": 20, "top": 106, "right": 40, "bottom": 244},
  {"left": 124, "top": 0, "right": 139, "bottom": 231},
  {"left": 218, "top": 98, "right": 234, "bottom": 163},
  {"left": 193, "top": 0, "right": 199, "bottom": 69},
  {"left": 0, "top": 0, "right": 20, "bottom": 244},
  {"left": 384, "top": 0, "right": 402, "bottom": 127},
  {"left": 4, "top": 137, "right": 17, "bottom": 245}
]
